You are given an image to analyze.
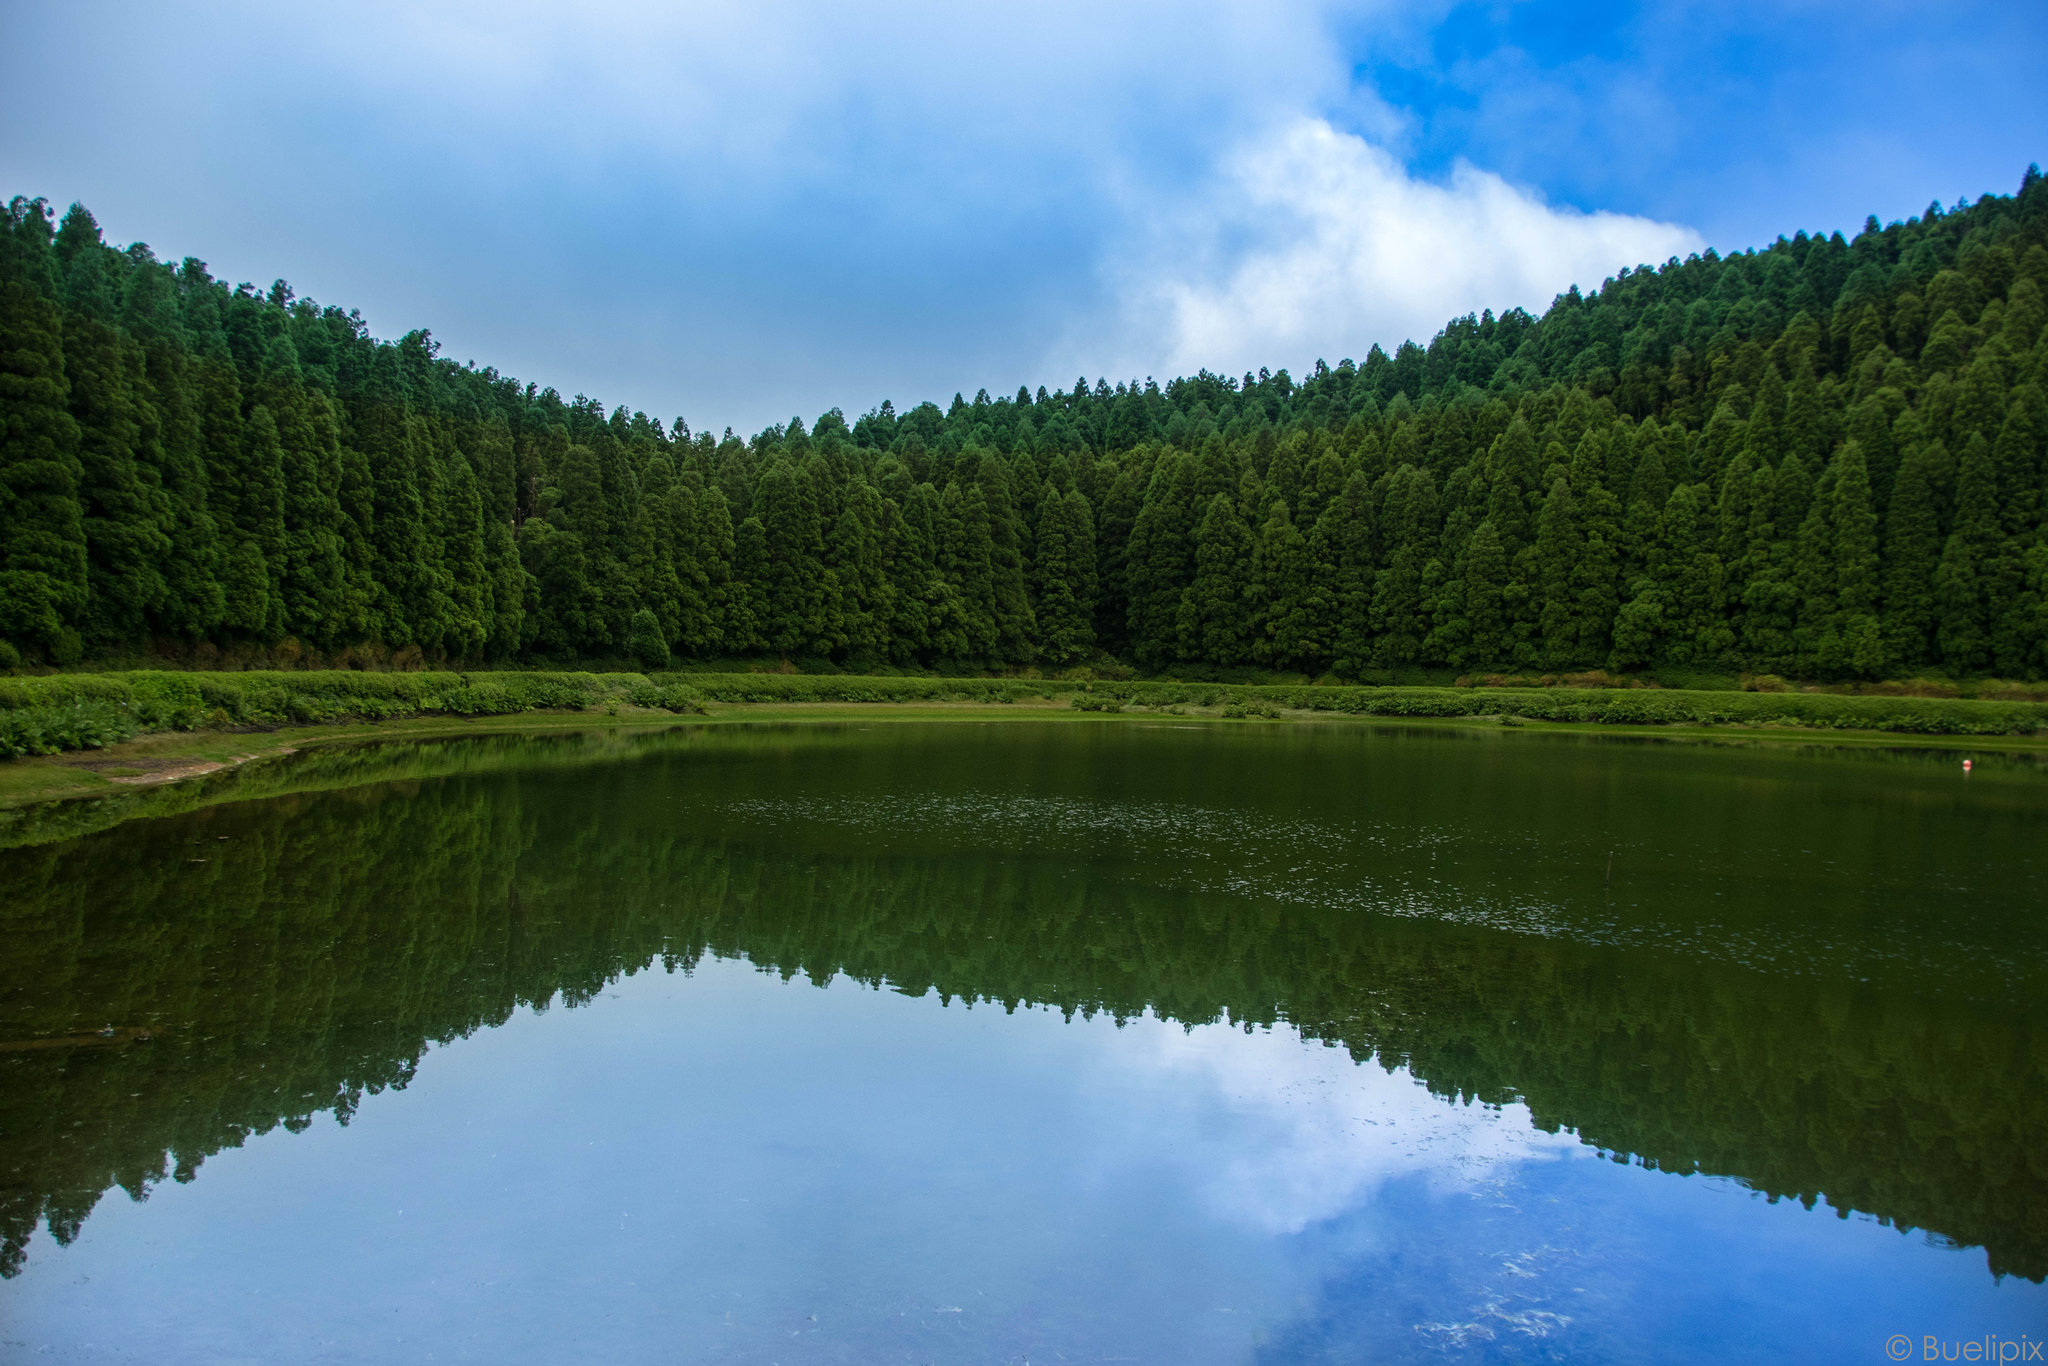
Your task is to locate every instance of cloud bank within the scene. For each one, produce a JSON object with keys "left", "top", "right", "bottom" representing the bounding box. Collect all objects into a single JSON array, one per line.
[{"left": 1080, "top": 117, "right": 1704, "bottom": 383}]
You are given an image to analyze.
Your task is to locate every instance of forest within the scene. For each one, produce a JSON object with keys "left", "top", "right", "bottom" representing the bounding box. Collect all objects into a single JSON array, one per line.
[{"left": 2, "top": 169, "right": 2046, "bottom": 680}]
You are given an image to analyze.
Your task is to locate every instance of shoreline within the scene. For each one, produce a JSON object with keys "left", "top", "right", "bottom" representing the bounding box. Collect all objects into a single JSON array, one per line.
[{"left": 4, "top": 698, "right": 2044, "bottom": 819}]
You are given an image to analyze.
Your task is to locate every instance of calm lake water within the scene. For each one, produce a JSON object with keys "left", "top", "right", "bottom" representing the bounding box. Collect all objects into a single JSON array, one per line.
[{"left": 2, "top": 721, "right": 2045, "bottom": 1363}]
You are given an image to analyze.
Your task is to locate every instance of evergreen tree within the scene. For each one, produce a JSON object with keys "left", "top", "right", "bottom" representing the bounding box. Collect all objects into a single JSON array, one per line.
[
  {"left": 1124, "top": 453, "right": 1196, "bottom": 667},
  {"left": 1935, "top": 435, "right": 2000, "bottom": 670},
  {"left": 1827, "top": 441, "right": 1884, "bottom": 676},
  {"left": 1031, "top": 482, "right": 1096, "bottom": 665},
  {"left": 64, "top": 311, "right": 168, "bottom": 650},
  {"left": 978, "top": 453, "right": 1036, "bottom": 662},
  {"left": 1318, "top": 471, "right": 1377, "bottom": 675},
  {"left": 1461, "top": 520, "right": 1509, "bottom": 667},
  {"left": 755, "top": 458, "right": 822, "bottom": 655},
  {"left": 276, "top": 389, "right": 348, "bottom": 647},
  {"left": 663, "top": 482, "right": 715, "bottom": 657},
  {"left": 936, "top": 480, "right": 997, "bottom": 659},
  {"left": 0, "top": 198, "right": 87, "bottom": 660},
  {"left": 1880, "top": 440, "right": 1944, "bottom": 669},
  {"left": 1989, "top": 387, "right": 2047, "bottom": 672},
  {"left": 728, "top": 515, "right": 771, "bottom": 655},
  {"left": 831, "top": 478, "right": 891, "bottom": 661},
  {"left": 1533, "top": 476, "right": 1582, "bottom": 668},
  {"left": 1369, "top": 465, "right": 1439, "bottom": 667},
  {"left": 1178, "top": 492, "right": 1252, "bottom": 665}
]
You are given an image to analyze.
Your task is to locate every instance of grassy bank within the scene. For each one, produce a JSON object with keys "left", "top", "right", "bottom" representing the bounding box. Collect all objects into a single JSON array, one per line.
[
  {"left": 5, "top": 670, "right": 2048, "bottom": 768},
  {"left": 0, "top": 670, "right": 705, "bottom": 760},
  {"left": 668, "top": 672, "right": 2048, "bottom": 736}
]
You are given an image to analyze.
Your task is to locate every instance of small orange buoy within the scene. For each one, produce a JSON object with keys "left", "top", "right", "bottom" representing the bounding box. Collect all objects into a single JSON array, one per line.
[{"left": 1963, "top": 759, "right": 1973, "bottom": 772}]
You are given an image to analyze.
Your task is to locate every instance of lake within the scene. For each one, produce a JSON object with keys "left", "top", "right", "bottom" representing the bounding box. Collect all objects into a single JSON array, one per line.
[{"left": 2, "top": 720, "right": 2045, "bottom": 1363}]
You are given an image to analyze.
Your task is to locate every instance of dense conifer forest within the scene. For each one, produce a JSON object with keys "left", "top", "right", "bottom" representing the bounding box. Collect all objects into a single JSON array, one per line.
[{"left": 3, "top": 171, "right": 2046, "bottom": 678}]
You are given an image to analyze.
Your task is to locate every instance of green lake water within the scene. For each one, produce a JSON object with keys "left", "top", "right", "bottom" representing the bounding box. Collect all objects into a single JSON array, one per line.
[{"left": 1, "top": 721, "right": 2045, "bottom": 1362}]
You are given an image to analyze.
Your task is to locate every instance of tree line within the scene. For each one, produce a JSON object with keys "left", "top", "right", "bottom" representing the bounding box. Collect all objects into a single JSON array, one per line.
[{"left": 2, "top": 168, "right": 2046, "bottom": 678}]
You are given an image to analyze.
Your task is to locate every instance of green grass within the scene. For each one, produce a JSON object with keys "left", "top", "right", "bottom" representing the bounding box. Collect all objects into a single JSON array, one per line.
[
  {"left": 0, "top": 669, "right": 704, "bottom": 759},
  {"left": 660, "top": 672, "right": 2048, "bottom": 737},
  {"left": 5, "top": 670, "right": 2046, "bottom": 769}
]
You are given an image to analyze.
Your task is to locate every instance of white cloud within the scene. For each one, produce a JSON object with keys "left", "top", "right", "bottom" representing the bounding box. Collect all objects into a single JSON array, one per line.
[{"left": 1079, "top": 117, "right": 1705, "bottom": 382}]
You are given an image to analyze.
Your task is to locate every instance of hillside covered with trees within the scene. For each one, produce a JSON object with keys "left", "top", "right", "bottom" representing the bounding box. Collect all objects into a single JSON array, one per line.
[{"left": 2, "top": 171, "right": 2046, "bottom": 679}]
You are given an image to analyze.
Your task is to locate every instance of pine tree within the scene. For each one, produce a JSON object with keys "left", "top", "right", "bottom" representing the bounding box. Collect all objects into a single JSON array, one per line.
[
  {"left": 831, "top": 479, "right": 890, "bottom": 662},
  {"left": 137, "top": 345, "right": 225, "bottom": 643},
  {"left": 1461, "top": 519, "right": 1509, "bottom": 667},
  {"left": 1258, "top": 499, "right": 1323, "bottom": 669},
  {"left": 1178, "top": 492, "right": 1251, "bottom": 664},
  {"left": 1533, "top": 476, "right": 1582, "bottom": 668},
  {"left": 1032, "top": 482, "right": 1096, "bottom": 665},
  {"left": 1935, "top": 434, "right": 1999, "bottom": 670},
  {"left": 1791, "top": 459, "right": 1838, "bottom": 673},
  {"left": 64, "top": 312, "right": 168, "bottom": 650},
  {"left": 1370, "top": 465, "right": 1439, "bottom": 667},
  {"left": 276, "top": 388, "right": 348, "bottom": 646},
  {"left": 437, "top": 437, "right": 490, "bottom": 657},
  {"left": 727, "top": 514, "right": 770, "bottom": 655},
  {"left": 217, "top": 404, "right": 283, "bottom": 638},
  {"left": 0, "top": 198, "right": 88, "bottom": 660},
  {"left": 1657, "top": 484, "right": 1722, "bottom": 665},
  {"left": 694, "top": 485, "right": 737, "bottom": 657},
  {"left": 1317, "top": 471, "right": 1376, "bottom": 675},
  {"left": 754, "top": 458, "right": 823, "bottom": 656},
  {"left": 1124, "top": 453, "right": 1196, "bottom": 667},
  {"left": 1742, "top": 456, "right": 1810, "bottom": 672},
  {"left": 978, "top": 453, "right": 1036, "bottom": 662},
  {"left": 1880, "top": 441, "right": 1943, "bottom": 669},
  {"left": 1989, "top": 386, "right": 2046, "bottom": 672},
  {"left": 1827, "top": 441, "right": 1883, "bottom": 676},
  {"left": 887, "top": 483, "right": 944, "bottom": 662},
  {"left": 936, "top": 480, "right": 997, "bottom": 659}
]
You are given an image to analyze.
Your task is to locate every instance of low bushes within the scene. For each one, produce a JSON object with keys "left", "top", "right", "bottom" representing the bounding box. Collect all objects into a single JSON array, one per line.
[
  {"left": 4, "top": 669, "right": 2043, "bottom": 762},
  {"left": 1071, "top": 681, "right": 2048, "bottom": 735},
  {"left": 677, "top": 673, "right": 2048, "bottom": 734},
  {"left": 666, "top": 673, "right": 1046, "bottom": 705},
  {"left": 0, "top": 671, "right": 703, "bottom": 759}
]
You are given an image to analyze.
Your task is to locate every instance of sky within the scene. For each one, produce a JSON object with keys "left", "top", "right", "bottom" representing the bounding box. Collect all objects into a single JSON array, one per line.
[{"left": 2, "top": 0, "right": 2043, "bottom": 435}]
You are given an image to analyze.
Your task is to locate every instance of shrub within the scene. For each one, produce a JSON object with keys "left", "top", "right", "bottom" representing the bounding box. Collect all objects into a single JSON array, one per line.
[
  {"left": 0, "top": 698, "right": 136, "bottom": 759},
  {"left": 131, "top": 674, "right": 206, "bottom": 730},
  {"left": 627, "top": 610, "right": 669, "bottom": 672},
  {"left": 625, "top": 682, "right": 705, "bottom": 714}
]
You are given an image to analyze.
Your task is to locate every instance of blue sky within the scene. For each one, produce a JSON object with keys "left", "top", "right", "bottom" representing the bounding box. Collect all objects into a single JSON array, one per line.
[{"left": 2, "top": 0, "right": 2042, "bottom": 435}]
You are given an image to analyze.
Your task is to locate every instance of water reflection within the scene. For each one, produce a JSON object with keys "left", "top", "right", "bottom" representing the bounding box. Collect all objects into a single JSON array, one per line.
[{"left": 0, "top": 722, "right": 2043, "bottom": 1356}]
